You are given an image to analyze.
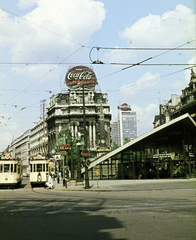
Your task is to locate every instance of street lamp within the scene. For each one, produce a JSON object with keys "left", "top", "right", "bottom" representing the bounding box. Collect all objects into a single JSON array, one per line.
[
  {"left": 64, "top": 135, "right": 69, "bottom": 180},
  {"left": 68, "top": 126, "right": 75, "bottom": 182},
  {"left": 82, "top": 83, "right": 90, "bottom": 189},
  {"left": 76, "top": 132, "right": 83, "bottom": 185}
]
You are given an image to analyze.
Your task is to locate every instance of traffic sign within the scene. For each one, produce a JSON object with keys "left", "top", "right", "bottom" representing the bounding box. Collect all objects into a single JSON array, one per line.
[
  {"left": 86, "top": 159, "right": 91, "bottom": 167},
  {"left": 95, "top": 169, "right": 99, "bottom": 176}
]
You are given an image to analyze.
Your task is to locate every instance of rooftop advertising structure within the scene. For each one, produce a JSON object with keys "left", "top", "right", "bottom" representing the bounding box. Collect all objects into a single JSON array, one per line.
[
  {"left": 118, "top": 103, "right": 131, "bottom": 111},
  {"left": 65, "top": 66, "right": 98, "bottom": 87}
]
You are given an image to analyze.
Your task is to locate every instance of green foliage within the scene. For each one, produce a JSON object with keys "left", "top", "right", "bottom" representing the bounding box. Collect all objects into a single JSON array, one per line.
[
  {"left": 123, "top": 138, "right": 130, "bottom": 144},
  {"left": 52, "top": 127, "right": 84, "bottom": 167},
  {"left": 111, "top": 142, "right": 120, "bottom": 150},
  {"left": 172, "top": 165, "right": 185, "bottom": 177}
]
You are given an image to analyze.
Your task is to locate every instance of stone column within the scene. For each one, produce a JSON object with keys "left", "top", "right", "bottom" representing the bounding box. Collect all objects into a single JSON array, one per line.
[
  {"left": 75, "top": 124, "right": 78, "bottom": 139},
  {"left": 89, "top": 122, "right": 92, "bottom": 149},
  {"left": 93, "top": 122, "right": 96, "bottom": 149}
]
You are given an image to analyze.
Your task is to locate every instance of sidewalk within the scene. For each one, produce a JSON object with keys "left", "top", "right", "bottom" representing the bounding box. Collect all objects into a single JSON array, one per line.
[{"left": 53, "top": 178, "right": 196, "bottom": 192}]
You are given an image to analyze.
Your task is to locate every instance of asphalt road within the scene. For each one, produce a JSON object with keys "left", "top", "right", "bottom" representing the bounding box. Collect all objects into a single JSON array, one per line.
[{"left": 0, "top": 178, "right": 195, "bottom": 240}]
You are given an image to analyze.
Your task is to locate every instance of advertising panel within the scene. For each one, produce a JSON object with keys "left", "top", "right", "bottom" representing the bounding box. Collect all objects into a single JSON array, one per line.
[{"left": 65, "top": 66, "right": 98, "bottom": 87}]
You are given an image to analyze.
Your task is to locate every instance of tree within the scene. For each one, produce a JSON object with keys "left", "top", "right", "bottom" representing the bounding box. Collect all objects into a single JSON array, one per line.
[
  {"left": 111, "top": 142, "right": 120, "bottom": 150},
  {"left": 52, "top": 127, "right": 84, "bottom": 168},
  {"left": 123, "top": 138, "right": 130, "bottom": 144}
]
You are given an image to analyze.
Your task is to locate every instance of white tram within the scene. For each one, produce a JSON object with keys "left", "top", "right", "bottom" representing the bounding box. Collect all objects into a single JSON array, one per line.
[
  {"left": 30, "top": 158, "right": 49, "bottom": 187},
  {"left": 0, "top": 158, "right": 23, "bottom": 188}
]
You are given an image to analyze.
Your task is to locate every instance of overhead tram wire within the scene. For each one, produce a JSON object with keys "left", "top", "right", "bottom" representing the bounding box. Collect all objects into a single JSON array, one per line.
[
  {"left": 5, "top": 98, "right": 50, "bottom": 125},
  {"left": 0, "top": 63, "right": 195, "bottom": 67},
  {"left": 89, "top": 39, "right": 196, "bottom": 68},
  {"left": 122, "top": 40, "right": 196, "bottom": 70},
  {"left": 0, "top": 7, "right": 88, "bottom": 48},
  {"left": 4, "top": 46, "right": 84, "bottom": 105},
  {"left": 92, "top": 39, "right": 196, "bottom": 83},
  {"left": 108, "top": 67, "right": 191, "bottom": 97}
]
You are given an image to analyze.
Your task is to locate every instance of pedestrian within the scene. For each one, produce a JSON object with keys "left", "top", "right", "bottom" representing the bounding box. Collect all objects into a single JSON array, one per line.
[
  {"left": 58, "top": 171, "right": 61, "bottom": 181},
  {"left": 46, "top": 173, "right": 55, "bottom": 189}
]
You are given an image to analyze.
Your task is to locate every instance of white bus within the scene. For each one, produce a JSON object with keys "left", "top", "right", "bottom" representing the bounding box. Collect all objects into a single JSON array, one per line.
[
  {"left": 30, "top": 159, "right": 49, "bottom": 187},
  {"left": 0, "top": 158, "right": 23, "bottom": 188}
]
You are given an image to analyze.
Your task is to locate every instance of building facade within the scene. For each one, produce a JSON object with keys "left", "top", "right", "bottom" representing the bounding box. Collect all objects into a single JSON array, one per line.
[
  {"left": 110, "top": 119, "right": 119, "bottom": 146},
  {"left": 118, "top": 103, "right": 137, "bottom": 146},
  {"left": 154, "top": 68, "right": 196, "bottom": 128},
  {"left": 111, "top": 103, "right": 137, "bottom": 147},
  {"left": 30, "top": 119, "right": 48, "bottom": 158},
  {"left": 8, "top": 129, "right": 31, "bottom": 175},
  {"left": 46, "top": 66, "right": 111, "bottom": 156}
]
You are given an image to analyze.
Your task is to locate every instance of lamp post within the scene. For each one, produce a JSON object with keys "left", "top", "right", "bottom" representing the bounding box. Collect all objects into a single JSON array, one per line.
[
  {"left": 62, "top": 152, "right": 65, "bottom": 187},
  {"left": 64, "top": 135, "right": 69, "bottom": 181},
  {"left": 76, "top": 132, "right": 83, "bottom": 185},
  {"left": 82, "top": 83, "right": 90, "bottom": 189},
  {"left": 68, "top": 126, "right": 75, "bottom": 182}
]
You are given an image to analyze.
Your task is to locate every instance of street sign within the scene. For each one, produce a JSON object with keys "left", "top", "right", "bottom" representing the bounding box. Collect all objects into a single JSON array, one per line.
[
  {"left": 86, "top": 159, "right": 91, "bottom": 167},
  {"left": 81, "top": 150, "right": 91, "bottom": 157},
  {"left": 59, "top": 144, "right": 71, "bottom": 151},
  {"left": 95, "top": 169, "right": 99, "bottom": 176},
  {"left": 60, "top": 151, "right": 67, "bottom": 156},
  {"left": 58, "top": 137, "right": 66, "bottom": 145},
  {"left": 55, "top": 151, "right": 61, "bottom": 155}
]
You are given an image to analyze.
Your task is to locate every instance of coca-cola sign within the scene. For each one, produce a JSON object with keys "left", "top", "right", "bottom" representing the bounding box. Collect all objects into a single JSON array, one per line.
[{"left": 65, "top": 66, "right": 98, "bottom": 87}]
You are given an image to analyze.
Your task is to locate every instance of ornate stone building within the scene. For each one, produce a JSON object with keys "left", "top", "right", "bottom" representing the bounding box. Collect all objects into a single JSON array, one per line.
[
  {"left": 154, "top": 68, "right": 196, "bottom": 127},
  {"left": 46, "top": 66, "right": 111, "bottom": 156}
]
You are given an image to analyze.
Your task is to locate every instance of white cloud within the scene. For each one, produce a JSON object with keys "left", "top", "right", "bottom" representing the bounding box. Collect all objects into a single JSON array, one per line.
[
  {"left": 120, "top": 71, "right": 160, "bottom": 97},
  {"left": 0, "top": 0, "right": 106, "bottom": 63},
  {"left": 119, "top": 4, "right": 195, "bottom": 47},
  {"left": 131, "top": 103, "right": 158, "bottom": 136},
  {"left": 16, "top": 0, "right": 38, "bottom": 9},
  {"left": 103, "top": 45, "right": 136, "bottom": 63}
]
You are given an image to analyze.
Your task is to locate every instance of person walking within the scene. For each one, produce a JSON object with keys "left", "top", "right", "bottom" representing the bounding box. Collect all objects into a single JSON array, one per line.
[{"left": 47, "top": 173, "right": 55, "bottom": 189}]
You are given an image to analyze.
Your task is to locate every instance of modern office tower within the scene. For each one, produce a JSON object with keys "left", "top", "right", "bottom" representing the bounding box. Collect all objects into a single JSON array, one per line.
[{"left": 118, "top": 103, "right": 137, "bottom": 146}]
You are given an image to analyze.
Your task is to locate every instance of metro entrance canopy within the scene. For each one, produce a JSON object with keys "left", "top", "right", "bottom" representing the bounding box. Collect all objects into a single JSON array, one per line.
[{"left": 82, "top": 113, "right": 196, "bottom": 179}]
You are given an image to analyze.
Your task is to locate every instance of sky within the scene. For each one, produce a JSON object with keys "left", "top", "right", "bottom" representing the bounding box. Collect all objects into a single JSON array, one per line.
[{"left": 0, "top": 0, "right": 195, "bottom": 151}]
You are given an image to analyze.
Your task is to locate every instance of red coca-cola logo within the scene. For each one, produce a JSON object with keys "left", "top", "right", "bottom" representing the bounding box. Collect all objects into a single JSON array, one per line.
[{"left": 65, "top": 66, "right": 98, "bottom": 87}]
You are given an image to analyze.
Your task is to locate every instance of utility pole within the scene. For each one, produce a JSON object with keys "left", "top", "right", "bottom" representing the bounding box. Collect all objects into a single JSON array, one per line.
[{"left": 83, "top": 83, "right": 90, "bottom": 189}]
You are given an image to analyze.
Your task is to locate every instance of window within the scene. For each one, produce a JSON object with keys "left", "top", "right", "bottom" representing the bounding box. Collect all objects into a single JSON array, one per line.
[
  {"left": 37, "top": 164, "right": 42, "bottom": 172},
  {"left": 4, "top": 164, "right": 10, "bottom": 173},
  {"left": 0, "top": 164, "right": 3, "bottom": 173}
]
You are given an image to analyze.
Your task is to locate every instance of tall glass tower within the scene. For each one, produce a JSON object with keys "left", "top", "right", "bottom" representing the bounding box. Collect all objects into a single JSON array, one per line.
[{"left": 118, "top": 103, "right": 137, "bottom": 146}]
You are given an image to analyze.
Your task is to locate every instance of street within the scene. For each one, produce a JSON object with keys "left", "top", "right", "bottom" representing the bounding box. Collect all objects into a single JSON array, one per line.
[{"left": 0, "top": 178, "right": 196, "bottom": 240}]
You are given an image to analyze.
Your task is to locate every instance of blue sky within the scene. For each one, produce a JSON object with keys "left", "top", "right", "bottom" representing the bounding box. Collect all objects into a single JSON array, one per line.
[{"left": 0, "top": 0, "right": 195, "bottom": 151}]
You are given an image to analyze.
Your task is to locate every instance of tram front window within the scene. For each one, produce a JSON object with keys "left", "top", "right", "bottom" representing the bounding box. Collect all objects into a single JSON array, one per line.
[
  {"left": 37, "top": 164, "right": 42, "bottom": 172},
  {"left": 4, "top": 164, "right": 10, "bottom": 173}
]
